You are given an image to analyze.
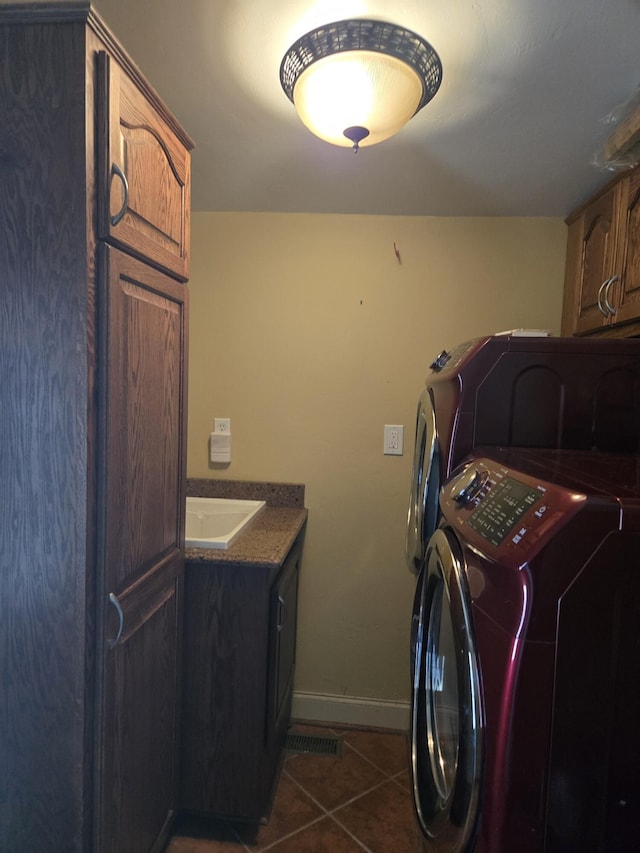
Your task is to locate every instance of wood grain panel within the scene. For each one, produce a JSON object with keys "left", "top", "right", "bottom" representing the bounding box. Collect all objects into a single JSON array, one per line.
[
  {"left": 0, "top": 17, "right": 92, "bottom": 853},
  {"left": 97, "top": 52, "right": 191, "bottom": 280},
  {"left": 101, "top": 246, "right": 187, "bottom": 593},
  {"left": 268, "top": 547, "right": 300, "bottom": 745},
  {"left": 96, "top": 245, "right": 187, "bottom": 851},
  {"left": 101, "top": 588, "right": 180, "bottom": 853},
  {"left": 616, "top": 168, "right": 640, "bottom": 325},
  {"left": 180, "top": 530, "right": 305, "bottom": 821},
  {"left": 180, "top": 562, "right": 272, "bottom": 816},
  {"left": 562, "top": 165, "right": 640, "bottom": 338},
  {"left": 575, "top": 186, "right": 619, "bottom": 334},
  {"left": 1, "top": 8, "right": 190, "bottom": 851}
]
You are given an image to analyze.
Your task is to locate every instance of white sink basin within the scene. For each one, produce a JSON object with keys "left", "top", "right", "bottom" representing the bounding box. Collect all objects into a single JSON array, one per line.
[{"left": 185, "top": 497, "right": 266, "bottom": 549}]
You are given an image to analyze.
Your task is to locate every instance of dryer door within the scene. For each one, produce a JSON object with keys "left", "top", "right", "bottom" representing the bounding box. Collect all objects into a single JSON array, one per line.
[
  {"left": 411, "top": 528, "right": 483, "bottom": 851},
  {"left": 406, "top": 388, "right": 440, "bottom": 573}
]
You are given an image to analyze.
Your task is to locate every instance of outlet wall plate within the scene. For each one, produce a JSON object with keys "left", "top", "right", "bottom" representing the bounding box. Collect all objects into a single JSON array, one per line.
[
  {"left": 214, "top": 417, "right": 231, "bottom": 434},
  {"left": 384, "top": 424, "right": 404, "bottom": 455}
]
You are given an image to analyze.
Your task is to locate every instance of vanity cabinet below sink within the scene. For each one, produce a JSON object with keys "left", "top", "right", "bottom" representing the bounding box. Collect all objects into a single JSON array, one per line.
[{"left": 179, "top": 494, "right": 306, "bottom": 822}]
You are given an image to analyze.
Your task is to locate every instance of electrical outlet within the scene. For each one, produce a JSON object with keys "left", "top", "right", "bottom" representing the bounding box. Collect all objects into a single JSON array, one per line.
[
  {"left": 384, "top": 424, "right": 404, "bottom": 455},
  {"left": 214, "top": 418, "right": 231, "bottom": 434}
]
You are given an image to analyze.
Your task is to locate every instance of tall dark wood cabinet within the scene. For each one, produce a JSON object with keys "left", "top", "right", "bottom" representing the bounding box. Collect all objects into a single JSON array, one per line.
[{"left": 0, "top": 5, "right": 192, "bottom": 852}]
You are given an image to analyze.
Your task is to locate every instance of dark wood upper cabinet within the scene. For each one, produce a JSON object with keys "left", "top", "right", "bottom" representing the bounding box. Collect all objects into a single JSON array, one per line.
[
  {"left": 0, "top": 5, "right": 192, "bottom": 852},
  {"left": 562, "top": 164, "right": 640, "bottom": 337},
  {"left": 566, "top": 185, "right": 620, "bottom": 335},
  {"left": 98, "top": 52, "right": 191, "bottom": 281},
  {"left": 614, "top": 167, "right": 640, "bottom": 326}
]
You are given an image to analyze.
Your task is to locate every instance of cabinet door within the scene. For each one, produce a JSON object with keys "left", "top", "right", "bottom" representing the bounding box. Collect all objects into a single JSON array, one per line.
[
  {"left": 268, "top": 544, "right": 300, "bottom": 745},
  {"left": 573, "top": 185, "right": 621, "bottom": 334},
  {"left": 614, "top": 168, "right": 640, "bottom": 326},
  {"left": 101, "top": 576, "right": 181, "bottom": 853},
  {"left": 179, "top": 563, "right": 270, "bottom": 818},
  {"left": 97, "top": 246, "right": 188, "bottom": 853},
  {"left": 97, "top": 52, "right": 191, "bottom": 281}
]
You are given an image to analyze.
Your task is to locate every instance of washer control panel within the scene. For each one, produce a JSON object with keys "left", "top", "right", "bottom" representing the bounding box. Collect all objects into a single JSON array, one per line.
[
  {"left": 428, "top": 337, "right": 485, "bottom": 375},
  {"left": 449, "top": 467, "right": 488, "bottom": 505},
  {"left": 466, "top": 475, "right": 541, "bottom": 546},
  {"left": 441, "top": 457, "right": 587, "bottom": 560}
]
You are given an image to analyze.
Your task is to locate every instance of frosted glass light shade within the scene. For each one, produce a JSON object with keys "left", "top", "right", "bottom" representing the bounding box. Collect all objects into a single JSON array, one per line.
[
  {"left": 280, "top": 19, "right": 442, "bottom": 151},
  {"left": 293, "top": 51, "right": 424, "bottom": 148}
]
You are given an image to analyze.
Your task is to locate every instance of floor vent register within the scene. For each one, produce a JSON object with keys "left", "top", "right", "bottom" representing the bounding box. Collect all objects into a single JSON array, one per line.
[{"left": 285, "top": 732, "right": 342, "bottom": 756}]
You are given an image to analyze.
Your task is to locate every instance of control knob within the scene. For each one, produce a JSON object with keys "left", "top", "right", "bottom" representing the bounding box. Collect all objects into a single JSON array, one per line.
[
  {"left": 450, "top": 468, "right": 487, "bottom": 504},
  {"left": 429, "top": 350, "right": 451, "bottom": 371}
]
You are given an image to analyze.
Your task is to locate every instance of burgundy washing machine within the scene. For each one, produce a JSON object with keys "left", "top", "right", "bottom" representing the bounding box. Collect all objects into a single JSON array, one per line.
[
  {"left": 405, "top": 333, "right": 640, "bottom": 574},
  {"left": 411, "top": 448, "right": 640, "bottom": 852}
]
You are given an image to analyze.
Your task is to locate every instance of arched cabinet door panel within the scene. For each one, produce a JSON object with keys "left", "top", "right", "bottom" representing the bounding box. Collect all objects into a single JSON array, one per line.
[
  {"left": 615, "top": 168, "right": 640, "bottom": 325},
  {"left": 96, "top": 245, "right": 188, "bottom": 853},
  {"left": 562, "top": 164, "right": 640, "bottom": 338},
  {"left": 573, "top": 185, "right": 620, "bottom": 335},
  {"left": 97, "top": 51, "right": 192, "bottom": 281}
]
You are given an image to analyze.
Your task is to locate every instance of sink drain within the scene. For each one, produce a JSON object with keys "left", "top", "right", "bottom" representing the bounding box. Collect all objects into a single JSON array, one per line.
[{"left": 285, "top": 732, "right": 342, "bottom": 756}]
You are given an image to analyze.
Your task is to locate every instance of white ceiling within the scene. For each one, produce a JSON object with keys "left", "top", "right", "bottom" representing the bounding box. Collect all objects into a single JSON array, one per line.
[{"left": 91, "top": 0, "right": 640, "bottom": 217}]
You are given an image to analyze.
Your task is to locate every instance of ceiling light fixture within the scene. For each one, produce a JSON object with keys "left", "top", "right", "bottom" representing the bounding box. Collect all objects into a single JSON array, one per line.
[{"left": 280, "top": 19, "right": 442, "bottom": 153}]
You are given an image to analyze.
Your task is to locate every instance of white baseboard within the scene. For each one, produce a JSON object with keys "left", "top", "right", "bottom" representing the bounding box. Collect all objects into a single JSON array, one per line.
[{"left": 292, "top": 691, "right": 410, "bottom": 732}]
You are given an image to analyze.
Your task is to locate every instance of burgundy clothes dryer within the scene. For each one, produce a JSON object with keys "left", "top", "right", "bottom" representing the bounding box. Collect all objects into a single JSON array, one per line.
[
  {"left": 405, "top": 333, "right": 640, "bottom": 574},
  {"left": 411, "top": 448, "right": 640, "bottom": 852}
]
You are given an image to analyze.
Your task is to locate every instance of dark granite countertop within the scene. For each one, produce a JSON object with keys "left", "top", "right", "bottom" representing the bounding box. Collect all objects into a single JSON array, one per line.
[{"left": 185, "top": 479, "right": 307, "bottom": 569}]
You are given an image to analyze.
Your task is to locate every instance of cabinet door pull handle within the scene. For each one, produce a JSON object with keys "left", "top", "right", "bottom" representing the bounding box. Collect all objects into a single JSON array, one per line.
[
  {"left": 277, "top": 595, "right": 287, "bottom": 632},
  {"left": 110, "top": 162, "right": 129, "bottom": 226},
  {"left": 597, "top": 278, "right": 612, "bottom": 317},
  {"left": 107, "top": 592, "right": 124, "bottom": 648},
  {"left": 604, "top": 275, "right": 618, "bottom": 316}
]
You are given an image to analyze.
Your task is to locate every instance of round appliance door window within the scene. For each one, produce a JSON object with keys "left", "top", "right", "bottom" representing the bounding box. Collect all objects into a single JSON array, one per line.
[
  {"left": 426, "top": 580, "right": 459, "bottom": 802},
  {"left": 406, "top": 387, "right": 439, "bottom": 573},
  {"left": 410, "top": 528, "right": 484, "bottom": 851}
]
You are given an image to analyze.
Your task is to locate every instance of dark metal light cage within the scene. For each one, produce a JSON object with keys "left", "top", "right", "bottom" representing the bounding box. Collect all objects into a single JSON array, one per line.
[{"left": 280, "top": 19, "right": 443, "bottom": 115}]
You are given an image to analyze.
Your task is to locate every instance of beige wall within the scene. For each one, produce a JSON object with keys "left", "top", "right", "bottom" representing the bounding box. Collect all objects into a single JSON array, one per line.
[{"left": 187, "top": 212, "right": 567, "bottom": 706}]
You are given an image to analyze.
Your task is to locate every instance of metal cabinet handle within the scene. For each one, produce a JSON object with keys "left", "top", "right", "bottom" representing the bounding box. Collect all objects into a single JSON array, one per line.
[
  {"left": 603, "top": 275, "right": 618, "bottom": 316},
  {"left": 277, "top": 594, "right": 287, "bottom": 632},
  {"left": 597, "top": 278, "right": 612, "bottom": 317},
  {"left": 110, "top": 162, "right": 129, "bottom": 226},
  {"left": 107, "top": 592, "right": 124, "bottom": 648}
]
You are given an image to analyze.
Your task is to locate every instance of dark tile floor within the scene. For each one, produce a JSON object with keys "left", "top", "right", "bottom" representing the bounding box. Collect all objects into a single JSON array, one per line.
[{"left": 167, "top": 723, "right": 423, "bottom": 853}]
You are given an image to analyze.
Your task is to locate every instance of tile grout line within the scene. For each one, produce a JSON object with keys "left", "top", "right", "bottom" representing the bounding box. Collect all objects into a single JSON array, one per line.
[
  {"left": 274, "top": 732, "right": 411, "bottom": 851},
  {"left": 326, "top": 813, "right": 372, "bottom": 853},
  {"left": 328, "top": 776, "right": 397, "bottom": 814},
  {"left": 251, "top": 813, "right": 329, "bottom": 853},
  {"left": 276, "top": 762, "right": 407, "bottom": 853},
  {"left": 390, "top": 768, "right": 412, "bottom": 794},
  {"left": 282, "top": 762, "right": 399, "bottom": 820},
  {"left": 291, "top": 724, "right": 409, "bottom": 781},
  {"left": 341, "top": 739, "right": 409, "bottom": 782},
  {"left": 280, "top": 764, "right": 331, "bottom": 817},
  {"left": 250, "top": 799, "right": 373, "bottom": 853},
  {"left": 227, "top": 821, "right": 253, "bottom": 853},
  {"left": 281, "top": 773, "right": 401, "bottom": 853},
  {"left": 193, "top": 732, "right": 411, "bottom": 852},
  {"left": 248, "top": 767, "right": 334, "bottom": 852}
]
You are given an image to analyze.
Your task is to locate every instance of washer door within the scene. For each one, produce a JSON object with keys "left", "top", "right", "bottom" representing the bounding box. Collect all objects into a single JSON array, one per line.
[
  {"left": 411, "top": 528, "right": 484, "bottom": 851},
  {"left": 406, "top": 388, "right": 440, "bottom": 573}
]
